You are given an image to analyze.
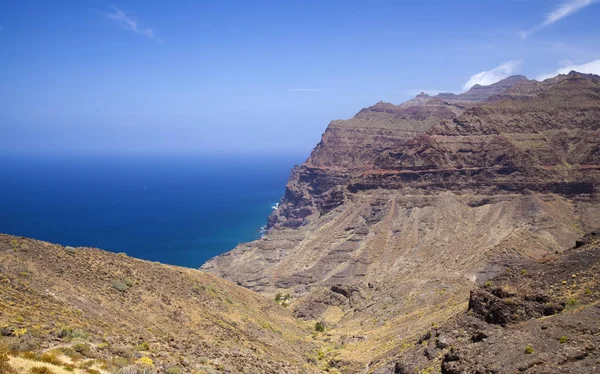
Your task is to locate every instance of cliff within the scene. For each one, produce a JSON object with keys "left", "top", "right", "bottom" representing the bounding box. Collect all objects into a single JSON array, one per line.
[{"left": 202, "top": 71, "right": 600, "bottom": 372}]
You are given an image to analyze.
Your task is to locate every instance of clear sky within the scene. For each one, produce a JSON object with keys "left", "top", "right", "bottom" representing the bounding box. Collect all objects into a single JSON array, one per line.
[{"left": 1, "top": 0, "right": 599, "bottom": 155}]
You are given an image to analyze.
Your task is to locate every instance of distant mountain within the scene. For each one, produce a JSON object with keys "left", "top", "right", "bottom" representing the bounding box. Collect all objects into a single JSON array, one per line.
[{"left": 435, "top": 75, "right": 528, "bottom": 103}]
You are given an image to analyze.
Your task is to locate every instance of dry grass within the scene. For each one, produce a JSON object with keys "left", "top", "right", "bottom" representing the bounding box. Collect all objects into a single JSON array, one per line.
[{"left": 0, "top": 234, "right": 319, "bottom": 373}]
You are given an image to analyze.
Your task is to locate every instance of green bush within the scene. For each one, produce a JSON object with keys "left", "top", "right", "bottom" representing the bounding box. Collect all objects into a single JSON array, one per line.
[
  {"left": 524, "top": 344, "right": 534, "bottom": 354},
  {"left": 135, "top": 342, "right": 149, "bottom": 351},
  {"left": 124, "top": 278, "right": 134, "bottom": 287},
  {"left": 559, "top": 336, "right": 568, "bottom": 344},
  {"left": 314, "top": 321, "right": 325, "bottom": 332}
]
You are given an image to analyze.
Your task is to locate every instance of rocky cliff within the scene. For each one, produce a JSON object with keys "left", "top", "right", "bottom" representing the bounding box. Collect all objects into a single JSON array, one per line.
[{"left": 202, "top": 71, "right": 600, "bottom": 372}]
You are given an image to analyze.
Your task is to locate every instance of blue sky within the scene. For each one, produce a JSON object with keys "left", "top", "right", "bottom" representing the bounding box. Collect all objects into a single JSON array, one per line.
[{"left": 1, "top": 0, "right": 599, "bottom": 155}]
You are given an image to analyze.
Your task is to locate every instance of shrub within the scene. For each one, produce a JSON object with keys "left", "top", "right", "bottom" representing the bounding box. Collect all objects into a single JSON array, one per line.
[
  {"left": 564, "top": 297, "right": 579, "bottom": 311},
  {"left": 112, "top": 281, "right": 129, "bottom": 292},
  {"left": 22, "top": 351, "right": 38, "bottom": 360},
  {"left": 314, "top": 321, "right": 325, "bottom": 332},
  {"left": 86, "top": 370, "right": 100, "bottom": 374},
  {"left": 136, "top": 357, "right": 154, "bottom": 367},
  {"left": 524, "top": 344, "right": 534, "bottom": 354},
  {"left": 72, "top": 342, "right": 91, "bottom": 355},
  {"left": 40, "top": 352, "right": 63, "bottom": 366},
  {"left": 585, "top": 288, "right": 592, "bottom": 295},
  {"left": 135, "top": 342, "right": 149, "bottom": 351},
  {"left": 124, "top": 278, "right": 134, "bottom": 287},
  {"left": 166, "top": 367, "right": 181, "bottom": 374},
  {"left": 58, "top": 327, "right": 87, "bottom": 340},
  {"left": 14, "top": 328, "right": 27, "bottom": 337},
  {"left": 559, "top": 336, "right": 568, "bottom": 344},
  {"left": 29, "top": 367, "right": 56, "bottom": 374},
  {"left": 65, "top": 246, "right": 75, "bottom": 255},
  {"left": 0, "top": 326, "right": 13, "bottom": 337}
]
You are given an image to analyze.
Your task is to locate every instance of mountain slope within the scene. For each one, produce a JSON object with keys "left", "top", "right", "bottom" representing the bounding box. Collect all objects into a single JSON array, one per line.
[
  {"left": 0, "top": 234, "right": 318, "bottom": 374},
  {"left": 202, "top": 72, "right": 600, "bottom": 372}
]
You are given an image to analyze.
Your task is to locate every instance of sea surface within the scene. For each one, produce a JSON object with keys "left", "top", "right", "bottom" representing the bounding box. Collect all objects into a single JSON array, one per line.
[{"left": 0, "top": 153, "right": 302, "bottom": 268}]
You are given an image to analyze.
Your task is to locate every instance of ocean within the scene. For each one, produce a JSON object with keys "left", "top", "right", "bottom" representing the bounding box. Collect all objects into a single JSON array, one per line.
[{"left": 0, "top": 153, "right": 302, "bottom": 268}]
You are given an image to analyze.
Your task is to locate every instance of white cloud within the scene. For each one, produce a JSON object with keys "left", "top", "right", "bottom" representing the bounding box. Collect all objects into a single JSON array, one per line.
[
  {"left": 521, "top": 0, "right": 598, "bottom": 39},
  {"left": 536, "top": 58, "right": 600, "bottom": 80},
  {"left": 107, "top": 7, "right": 163, "bottom": 44},
  {"left": 462, "top": 60, "right": 523, "bottom": 91},
  {"left": 286, "top": 88, "right": 318, "bottom": 92}
]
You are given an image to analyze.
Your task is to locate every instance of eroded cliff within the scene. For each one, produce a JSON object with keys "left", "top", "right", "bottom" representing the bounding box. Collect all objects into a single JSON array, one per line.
[{"left": 203, "top": 72, "right": 600, "bottom": 372}]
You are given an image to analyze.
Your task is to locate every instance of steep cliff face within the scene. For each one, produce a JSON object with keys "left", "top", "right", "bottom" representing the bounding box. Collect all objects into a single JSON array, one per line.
[
  {"left": 267, "top": 75, "right": 535, "bottom": 230},
  {"left": 202, "top": 72, "right": 600, "bottom": 372}
]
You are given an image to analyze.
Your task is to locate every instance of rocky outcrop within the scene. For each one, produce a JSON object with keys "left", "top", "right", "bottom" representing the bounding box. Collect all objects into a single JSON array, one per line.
[{"left": 384, "top": 229, "right": 600, "bottom": 374}]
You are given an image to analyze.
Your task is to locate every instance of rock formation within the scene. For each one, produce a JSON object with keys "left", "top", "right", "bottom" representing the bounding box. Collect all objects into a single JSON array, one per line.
[{"left": 203, "top": 71, "right": 600, "bottom": 372}]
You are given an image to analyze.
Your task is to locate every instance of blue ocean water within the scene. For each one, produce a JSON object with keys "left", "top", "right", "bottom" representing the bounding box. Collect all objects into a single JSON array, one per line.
[{"left": 0, "top": 153, "right": 301, "bottom": 268}]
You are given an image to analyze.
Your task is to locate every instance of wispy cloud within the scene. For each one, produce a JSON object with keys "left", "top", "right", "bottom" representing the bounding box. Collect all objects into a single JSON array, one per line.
[
  {"left": 286, "top": 88, "right": 318, "bottom": 92},
  {"left": 536, "top": 58, "right": 600, "bottom": 80},
  {"left": 520, "top": 0, "right": 598, "bottom": 39},
  {"left": 462, "top": 60, "right": 523, "bottom": 91},
  {"left": 106, "top": 6, "right": 163, "bottom": 44}
]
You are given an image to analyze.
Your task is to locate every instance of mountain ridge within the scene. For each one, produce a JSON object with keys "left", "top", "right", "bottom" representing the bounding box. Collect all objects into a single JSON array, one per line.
[{"left": 202, "top": 71, "right": 600, "bottom": 372}]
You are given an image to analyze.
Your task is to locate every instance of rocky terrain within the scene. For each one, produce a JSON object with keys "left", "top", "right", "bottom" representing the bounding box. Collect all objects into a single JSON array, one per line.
[
  {"left": 379, "top": 229, "right": 600, "bottom": 374},
  {"left": 2, "top": 72, "right": 599, "bottom": 374},
  {"left": 203, "top": 71, "right": 600, "bottom": 372}
]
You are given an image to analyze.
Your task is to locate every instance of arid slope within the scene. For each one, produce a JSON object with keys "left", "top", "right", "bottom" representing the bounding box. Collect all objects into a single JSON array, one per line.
[{"left": 0, "top": 234, "right": 318, "bottom": 374}]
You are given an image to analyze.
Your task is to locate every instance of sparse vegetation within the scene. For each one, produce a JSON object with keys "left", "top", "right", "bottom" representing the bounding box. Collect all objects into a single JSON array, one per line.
[
  {"left": 559, "top": 336, "right": 568, "bottom": 344},
  {"left": 135, "top": 342, "right": 150, "bottom": 351},
  {"left": 0, "top": 345, "right": 16, "bottom": 373},
  {"left": 29, "top": 367, "right": 56, "bottom": 374},
  {"left": 564, "top": 297, "right": 579, "bottom": 311},
  {"left": 524, "top": 344, "right": 534, "bottom": 354}
]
